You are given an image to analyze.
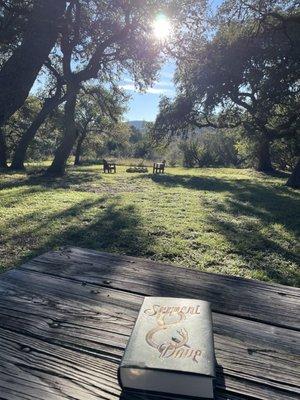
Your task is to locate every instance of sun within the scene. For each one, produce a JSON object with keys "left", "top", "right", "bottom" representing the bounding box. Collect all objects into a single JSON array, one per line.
[{"left": 152, "top": 14, "right": 171, "bottom": 41}]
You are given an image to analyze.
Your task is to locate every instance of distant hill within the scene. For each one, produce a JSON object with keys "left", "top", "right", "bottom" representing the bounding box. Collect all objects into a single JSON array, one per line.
[
  {"left": 127, "top": 120, "right": 149, "bottom": 132},
  {"left": 127, "top": 120, "right": 213, "bottom": 135}
]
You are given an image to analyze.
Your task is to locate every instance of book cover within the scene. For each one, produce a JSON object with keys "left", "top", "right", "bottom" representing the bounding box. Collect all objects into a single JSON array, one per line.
[{"left": 119, "top": 297, "right": 216, "bottom": 398}]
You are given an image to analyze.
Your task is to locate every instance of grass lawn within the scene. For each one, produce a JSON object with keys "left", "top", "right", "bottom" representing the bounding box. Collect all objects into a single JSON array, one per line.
[{"left": 0, "top": 164, "right": 299, "bottom": 286}]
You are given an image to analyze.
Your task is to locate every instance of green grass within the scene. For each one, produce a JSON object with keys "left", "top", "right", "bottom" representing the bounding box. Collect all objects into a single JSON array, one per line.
[{"left": 0, "top": 164, "right": 299, "bottom": 286}]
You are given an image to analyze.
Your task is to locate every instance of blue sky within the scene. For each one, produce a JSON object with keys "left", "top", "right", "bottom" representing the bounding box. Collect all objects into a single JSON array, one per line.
[
  {"left": 121, "top": 61, "right": 176, "bottom": 122},
  {"left": 122, "top": 0, "right": 223, "bottom": 122}
]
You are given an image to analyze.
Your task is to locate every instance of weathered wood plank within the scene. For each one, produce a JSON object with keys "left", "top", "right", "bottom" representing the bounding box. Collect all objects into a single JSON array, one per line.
[
  {"left": 1, "top": 268, "right": 299, "bottom": 353},
  {"left": 21, "top": 247, "right": 300, "bottom": 329},
  {"left": 0, "top": 326, "right": 298, "bottom": 400},
  {"left": 0, "top": 267, "right": 299, "bottom": 399},
  {"left": 0, "top": 328, "right": 120, "bottom": 400}
]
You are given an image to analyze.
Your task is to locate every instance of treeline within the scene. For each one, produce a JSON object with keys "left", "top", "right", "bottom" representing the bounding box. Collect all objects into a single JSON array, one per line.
[
  {"left": 7, "top": 86, "right": 134, "bottom": 169},
  {"left": 3, "top": 89, "right": 297, "bottom": 171},
  {"left": 3, "top": 93, "right": 156, "bottom": 164},
  {"left": 164, "top": 128, "right": 298, "bottom": 171}
]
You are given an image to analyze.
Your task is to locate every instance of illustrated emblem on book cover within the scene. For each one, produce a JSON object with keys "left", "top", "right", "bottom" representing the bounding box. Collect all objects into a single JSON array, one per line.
[{"left": 144, "top": 304, "right": 202, "bottom": 362}]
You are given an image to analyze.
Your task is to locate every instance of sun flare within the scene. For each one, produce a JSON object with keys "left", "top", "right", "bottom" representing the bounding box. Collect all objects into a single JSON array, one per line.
[{"left": 152, "top": 14, "right": 171, "bottom": 41}]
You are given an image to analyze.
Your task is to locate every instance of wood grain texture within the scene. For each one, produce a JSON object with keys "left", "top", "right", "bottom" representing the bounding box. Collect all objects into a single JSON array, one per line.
[
  {"left": 21, "top": 247, "right": 300, "bottom": 329},
  {"left": 0, "top": 246, "right": 299, "bottom": 400}
]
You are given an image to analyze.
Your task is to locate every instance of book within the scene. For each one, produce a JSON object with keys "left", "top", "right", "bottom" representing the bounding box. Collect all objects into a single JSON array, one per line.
[{"left": 118, "top": 297, "right": 216, "bottom": 398}]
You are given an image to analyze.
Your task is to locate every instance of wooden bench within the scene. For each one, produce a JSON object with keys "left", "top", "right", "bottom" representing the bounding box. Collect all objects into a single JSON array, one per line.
[
  {"left": 103, "top": 159, "right": 116, "bottom": 173},
  {"left": 0, "top": 246, "right": 299, "bottom": 399},
  {"left": 153, "top": 160, "right": 166, "bottom": 174}
]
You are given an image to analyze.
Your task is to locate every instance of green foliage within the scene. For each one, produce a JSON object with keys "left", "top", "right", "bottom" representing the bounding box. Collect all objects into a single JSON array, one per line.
[
  {"left": 4, "top": 96, "right": 41, "bottom": 154},
  {"left": 81, "top": 121, "right": 130, "bottom": 159},
  {"left": 0, "top": 1, "right": 33, "bottom": 61},
  {"left": 3, "top": 95, "right": 64, "bottom": 161},
  {"left": 0, "top": 164, "right": 299, "bottom": 286},
  {"left": 179, "top": 140, "right": 202, "bottom": 168},
  {"left": 73, "top": 84, "right": 128, "bottom": 162},
  {"left": 271, "top": 138, "right": 298, "bottom": 171},
  {"left": 27, "top": 104, "right": 65, "bottom": 161},
  {"left": 179, "top": 129, "right": 240, "bottom": 168},
  {"left": 132, "top": 135, "right": 153, "bottom": 159},
  {"left": 236, "top": 135, "right": 299, "bottom": 171},
  {"left": 235, "top": 138, "right": 257, "bottom": 168},
  {"left": 129, "top": 126, "right": 143, "bottom": 144},
  {"left": 129, "top": 123, "right": 157, "bottom": 160}
]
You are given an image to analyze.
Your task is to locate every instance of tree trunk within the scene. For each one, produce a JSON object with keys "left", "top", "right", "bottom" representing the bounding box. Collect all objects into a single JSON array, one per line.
[
  {"left": 10, "top": 95, "right": 63, "bottom": 170},
  {"left": 286, "top": 157, "right": 300, "bottom": 189},
  {"left": 46, "top": 86, "right": 79, "bottom": 176},
  {"left": 74, "top": 133, "right": 85, "bottom": 166},
  {"left": 0, "top": 129, "right": 8, "bottom": 169},
  {"left": 256, "top": 139, "right": 274, "bottom": 172},
  {"left": 0, "top": 0, "right": 66, "bottom": 128}
]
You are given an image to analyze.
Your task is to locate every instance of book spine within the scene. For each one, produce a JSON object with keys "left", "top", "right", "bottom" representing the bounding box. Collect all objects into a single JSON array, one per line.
[{"left": 117, "top": 366, "right": 123, "bottom": 390}]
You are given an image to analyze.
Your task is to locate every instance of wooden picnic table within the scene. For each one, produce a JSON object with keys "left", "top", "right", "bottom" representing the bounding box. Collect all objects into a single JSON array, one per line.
[{"left": 0, "top": 246, "right": 299, "bottom": 400}]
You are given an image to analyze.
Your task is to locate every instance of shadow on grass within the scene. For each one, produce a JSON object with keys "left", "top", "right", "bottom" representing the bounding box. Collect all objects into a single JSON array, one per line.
[
  {"left": 209, "top": 213, "right": 299, "bottom": 285},
  {"left": 0, "top": 167, "right": 102, "bottom": 191},
  {"left": 262, "top": 169, "right": 291, "bottom": 179},
  {"left": 139, "top": 172, "right": 300, "bottom": 286},
  {"left": 8, "top": 197, "right": 154, "bottom": 270},
  {"left": 55, "top": 201, "right": 152, "bottom": 256},
  {"left": 143, "top": 173, "right": 300, "bottom": 235},
  {"left": 2, "top": 169, "right": 299, "bottom": 285}
]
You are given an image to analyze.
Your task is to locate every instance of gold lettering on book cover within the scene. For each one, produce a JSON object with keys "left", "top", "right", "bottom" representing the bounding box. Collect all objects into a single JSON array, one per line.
[{"left": 144, "top": 304, "right": 202, "bottom": 362}]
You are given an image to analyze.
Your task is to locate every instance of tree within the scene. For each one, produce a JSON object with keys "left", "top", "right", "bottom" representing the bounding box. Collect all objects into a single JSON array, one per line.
[
  {"left": 26, "top": 107, "right": 64, "bottom": 162},
  {"left": 0, "top": 0, "right": 66, "bottom": 127},
  {"left": 0, "top": 0, "right": 209, "bottom": 172},
  {"left": 129, "top": 125, "right": 143, "bottom": 144},
  {"left": 286, "top": 157, "right": 300, "bottom": 188},
  {"left": 3, "top": 95, "right": 41, "bottom": 157},
  {"left": 179, "top": 129, "right": 240, "bottom": 168},
  {"left": 46, "top": 0, "right": 211, "bottom": 175},
  {"left": 44, "top": 0, "right": 165, "bottom": 176},
  {"left": 73, "top": 85, "right": 127, "bottom": 165},
  {"left": 154, "top": 1, "right": 300, "bottom": 183},
  {"left": 0, "top": 1, "right": 32, "bottom": 61},
  {"left": 132, "top": 122, "right": 156, "bottom": 159},
  {"left": 0, "top": 0, "right": 66, "bottom": 168},
  {"left": 10, "top": 63, "right": 66, "bottom": 170},
  {"left": 271, "top": 137, "right": 298, "bottom": 171}
]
